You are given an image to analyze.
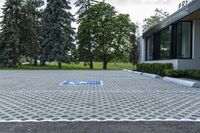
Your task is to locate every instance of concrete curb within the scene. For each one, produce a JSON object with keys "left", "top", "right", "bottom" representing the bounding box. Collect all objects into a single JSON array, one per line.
[
  {"left": 132, "top": 71, "right": 143, "bottom": 75},
  {"left": 123, "top": 69, "right": 133, "bottom": 73},
  {"left": 143, "top": 73, "right": 161, "bottom": 79},
  {"left": 123, "top": 70, "right": 143, "bottom": 75},
  {"left": 163, "top": 77, "right": 200, "bottom": 88},
  {"left": 123, "top": 70, "right": 200, "bottom": 88},
  {"left": 123, "top": 70, "right": 160, "bottom": 78}
]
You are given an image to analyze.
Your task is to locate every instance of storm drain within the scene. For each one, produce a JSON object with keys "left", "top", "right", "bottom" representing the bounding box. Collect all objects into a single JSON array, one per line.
[{"left": 60, "top": 80, "right": 103, "bottom": 86}]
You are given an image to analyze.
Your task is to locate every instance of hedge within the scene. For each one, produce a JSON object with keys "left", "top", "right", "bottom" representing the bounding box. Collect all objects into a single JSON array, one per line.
[
  {"left": 165, "top": 69, "right": 200, "bottom": 80},
  {"left": 136, "top": 63, "right": 173, "bottom": 76},
  {"left": 136, "top": 63, "right": 200, "bottom": 80}
]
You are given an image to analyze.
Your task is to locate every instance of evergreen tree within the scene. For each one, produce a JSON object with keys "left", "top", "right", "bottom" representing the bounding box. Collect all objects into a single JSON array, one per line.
[
  {"left": 0, "top": 0, "right": 25, "bottom": 68},
  {"left": 41, "top": 0, "right": 75, "bottom": 69},
  {"left": 22, "top": 0, "right": 44, "bottom": 66}
]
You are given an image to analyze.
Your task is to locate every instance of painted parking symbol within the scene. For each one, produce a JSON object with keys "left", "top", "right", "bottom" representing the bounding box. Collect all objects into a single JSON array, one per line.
[{"left": 60, "top": 80, "right": 103, "bottom": 86}]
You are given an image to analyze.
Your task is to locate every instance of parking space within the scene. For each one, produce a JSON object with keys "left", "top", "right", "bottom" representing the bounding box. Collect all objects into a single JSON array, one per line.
[{"left": 0, "top": 70, "right": 199, "bottom": 122}]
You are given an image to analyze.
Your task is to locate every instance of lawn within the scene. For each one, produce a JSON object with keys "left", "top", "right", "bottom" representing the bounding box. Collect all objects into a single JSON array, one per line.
[{"left": 0, "top": 62, "right": 135, "bottom": 70}]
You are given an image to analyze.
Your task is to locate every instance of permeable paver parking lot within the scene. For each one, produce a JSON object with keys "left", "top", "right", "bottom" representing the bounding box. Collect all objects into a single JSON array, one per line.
[{"left": 0, "top": 70, "right": 200, "bottom": 122}]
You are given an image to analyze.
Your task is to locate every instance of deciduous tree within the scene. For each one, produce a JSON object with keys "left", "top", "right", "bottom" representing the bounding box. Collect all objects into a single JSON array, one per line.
[
  {"left": 77, "top": 19, "right": 95, "bottom": 69},
  {"left": 75, "top": 0, "right": 97, "bottom": 69},
  {"left": 129, "top": 24, "right": 138, "bottom": 65},
  {"left": 75, "top": 0, "right": 97, "bottom": 21},
  {"left": 143, "top": 8, "right": 169, "bottom": 32},
  {"left": 113, "top": 14, "right": 134, "bottom": 63},
  {"left": 90, "top": 2, "right": 116, "bottom": 69},
  {"left": 89, "top": 2, "right": 134, "bottom": 69},
  {"left": 77, "top": 2, "right": 135, "bottom": 70}
]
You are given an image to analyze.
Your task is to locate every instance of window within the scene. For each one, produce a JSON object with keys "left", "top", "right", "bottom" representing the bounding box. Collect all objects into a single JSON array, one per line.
[
  {"left": 177, "top": 22, "right": 192, "bottom": 59},
  {"left": 153, "top": 33, "right": 161, "bottom": 60},
  {"left": 146, "top": 36, "right": 154, "bottom": 61},
  {"left": 144, "top": 21, "right": 192, "bottom": 61},
  {"left": 160, "top": 27, "right": 171, "bottom": 59}
]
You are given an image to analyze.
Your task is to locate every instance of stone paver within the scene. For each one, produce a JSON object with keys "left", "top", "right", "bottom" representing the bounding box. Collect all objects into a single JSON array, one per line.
[{"left": 0, "top": 70, "right": 200, "bottom": 122}]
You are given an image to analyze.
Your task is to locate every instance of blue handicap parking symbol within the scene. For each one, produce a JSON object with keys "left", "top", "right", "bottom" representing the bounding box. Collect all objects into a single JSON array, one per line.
[{"left": 60, "top": 80, "right": 103, "bottom": 86}]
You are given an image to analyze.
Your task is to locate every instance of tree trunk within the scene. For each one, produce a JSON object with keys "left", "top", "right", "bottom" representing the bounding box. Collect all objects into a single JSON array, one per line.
[
  {"left": 84, "top": 62, "right": 87, "bottom": 66},
  {"left": 103, "top": 55, "right": 107, "bottom": 70},
  {"left": 58, "top": 61, "right": 62, "bottom": 69},
  {"left": 89, "top": 60, "right": 93, "bottom": 69},
  {"left": 34, "top": 58, "right": 38, "bottom": 66},
  {"left": 40, "top": 60, "right": 46, "bottom": 66},
  {"left": 88, "top": 44, "right": 93, "bottom": 69}
]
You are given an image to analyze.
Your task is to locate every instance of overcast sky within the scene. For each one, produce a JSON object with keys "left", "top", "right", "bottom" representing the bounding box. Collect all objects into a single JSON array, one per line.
[{"left": 0, "top": 0, "right": 187, "bottom": 35}]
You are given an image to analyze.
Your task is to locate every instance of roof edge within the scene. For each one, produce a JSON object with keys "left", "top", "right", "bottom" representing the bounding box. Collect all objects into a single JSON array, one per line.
[{"left": 143, "top": 0, "right": 199, "bottom": 38}]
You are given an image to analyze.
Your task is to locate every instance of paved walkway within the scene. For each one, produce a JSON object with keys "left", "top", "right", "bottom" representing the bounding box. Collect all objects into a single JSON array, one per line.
[{"left": 0, "top": 70, "right": 200, "bottom": 122}]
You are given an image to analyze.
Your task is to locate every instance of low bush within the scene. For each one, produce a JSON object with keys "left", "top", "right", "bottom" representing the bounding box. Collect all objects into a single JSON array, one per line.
[
  {"left": 164, "top": 69, "right": 200, "bottom": 80},
  {"left": 164, "top": 69, "right": 186, "bottom": 77},
  {"left": 136, "top": 63, "right": 200, "bottom": 80},
  {"left": 136, "top": 63, "right": 173, "bottom": 76},
  {"left": 185, "top": 70, "right": 200, "bottom": 80}
]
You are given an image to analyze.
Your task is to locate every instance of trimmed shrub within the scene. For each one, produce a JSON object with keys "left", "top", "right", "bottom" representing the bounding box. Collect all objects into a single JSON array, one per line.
[
  {"left": 164, "top": 69, "right": 200, "bottom": 80},
  {"left": 137, "top": 63, "right": 200, "bottom": 80},
  {"left": 136, "top": 63, "right": 173, "bottom": 76},
  {"left": 185, "top": 70, "right": 200, "bottom": 80},
  {"left": 164, "top": 69, "right": 186, "bottom": 77}
]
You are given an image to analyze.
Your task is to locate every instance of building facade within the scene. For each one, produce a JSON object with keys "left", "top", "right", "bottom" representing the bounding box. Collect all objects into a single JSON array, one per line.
[{"left": 138, "top": 0, "right": 200, "bottom": 70}]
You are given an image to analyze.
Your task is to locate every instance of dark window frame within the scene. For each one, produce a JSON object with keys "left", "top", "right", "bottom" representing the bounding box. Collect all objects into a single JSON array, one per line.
[
  {"left": 144, "top": 21, "right": 193, "bottom": 61},
  {"left": 159, "top": 26, "right": 172, "bottom": 60},
  {"left": 171, "top": 24, "right": 177, "bottom": 59},
  {"left": 153, "top": 33, "right": 160, "bottom": 60},
  {"left": 175, "top": 21, "right": 193, "bottom": 59},
  {"left": 151, "top": 26, "right": 172, "bottom": 61},
  {"left": 145, "top": 36, "right": 154, "bottom": 61},
  {"left": 145, "top": 38, "right": 148, "bottom": 61}
]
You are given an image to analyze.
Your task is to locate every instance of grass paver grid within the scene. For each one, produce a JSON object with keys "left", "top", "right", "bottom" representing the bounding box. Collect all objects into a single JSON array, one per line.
[{"left": 0, "top": 70, "right": 200, "bottom": 122}]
